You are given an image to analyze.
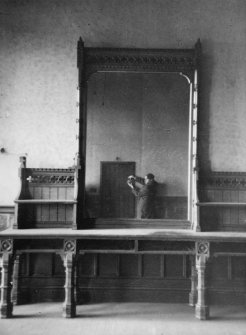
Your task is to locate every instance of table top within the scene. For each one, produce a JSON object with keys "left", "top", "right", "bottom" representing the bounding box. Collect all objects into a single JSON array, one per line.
[{"left": 1, "top": 228, "right": 246, "bottom": 242}]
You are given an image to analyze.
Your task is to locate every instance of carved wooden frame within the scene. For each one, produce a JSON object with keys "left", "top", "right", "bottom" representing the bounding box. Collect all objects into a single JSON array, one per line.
[{"left": 77, "top": 38, "right": 201, "bottom": 231}]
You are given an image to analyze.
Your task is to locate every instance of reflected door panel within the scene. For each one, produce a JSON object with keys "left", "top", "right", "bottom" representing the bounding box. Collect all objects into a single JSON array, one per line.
[{"left": 100, "top": 162, "right": 135, "bottom": 218}]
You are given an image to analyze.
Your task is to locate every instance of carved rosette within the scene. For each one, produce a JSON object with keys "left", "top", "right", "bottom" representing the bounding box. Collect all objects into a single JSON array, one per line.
[
  {"left": 0, "top": 239, "right": 13, "bottom": 253},
  {"left": 196, "top": 241, "right": 210, "bottom": 259},
  {"left": 64, "top": 240, "right": 76, "bottom": 253}
]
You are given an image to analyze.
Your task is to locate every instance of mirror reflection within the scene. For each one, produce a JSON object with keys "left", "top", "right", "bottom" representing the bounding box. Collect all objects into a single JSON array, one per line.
[{"left": 85, "top": 72, "right": 190, "bottom": 220}]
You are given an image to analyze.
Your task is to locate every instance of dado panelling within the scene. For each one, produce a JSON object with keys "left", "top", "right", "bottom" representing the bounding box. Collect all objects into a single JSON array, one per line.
[
  {"left": 17, "top": 253, "right": 191, "bottom": 304},
  {"left": 200, "top": 172, "right": 246, "bottom": 231},
  {"left": 17, "top": 252, "right": 246, "bottom": 305}
]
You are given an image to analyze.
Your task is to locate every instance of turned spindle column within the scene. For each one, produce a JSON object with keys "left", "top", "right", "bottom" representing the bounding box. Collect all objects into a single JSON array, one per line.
[
  {"left": 62, "top": 240, "right": 76, "bottom": 318},
  {"left": 195, "top": 241, "right": 210, "bottom": 320}
]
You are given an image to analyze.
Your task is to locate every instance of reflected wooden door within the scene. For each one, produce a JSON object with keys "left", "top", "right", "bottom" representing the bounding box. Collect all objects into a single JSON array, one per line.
[{"left": 100, "top": 162, "right": 135, "bottom": 218}]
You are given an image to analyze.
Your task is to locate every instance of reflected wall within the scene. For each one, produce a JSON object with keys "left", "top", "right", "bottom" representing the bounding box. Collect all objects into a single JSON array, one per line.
[{"left": 85, "top": 72, "right": 189, "bottom": 219}]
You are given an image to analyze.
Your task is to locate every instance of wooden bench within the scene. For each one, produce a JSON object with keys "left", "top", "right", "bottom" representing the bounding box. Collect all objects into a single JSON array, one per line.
[{"left": 14, "top": 157, "right": 79, "bottom": 229}]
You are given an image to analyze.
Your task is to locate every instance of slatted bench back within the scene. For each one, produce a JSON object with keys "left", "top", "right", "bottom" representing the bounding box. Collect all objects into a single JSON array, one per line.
[{"left": 14, "top": 157, "right": 78, "bottom": 229}]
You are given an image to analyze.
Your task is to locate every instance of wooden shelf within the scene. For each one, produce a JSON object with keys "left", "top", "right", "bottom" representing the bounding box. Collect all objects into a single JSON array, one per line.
[{"left": 15, "top": 199, "right": 77, "bottom": 204}]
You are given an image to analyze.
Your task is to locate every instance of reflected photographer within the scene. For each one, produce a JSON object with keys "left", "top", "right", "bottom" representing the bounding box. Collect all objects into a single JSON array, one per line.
[{"left": 127, "top": 173, "right": 157, "bottom": 219}]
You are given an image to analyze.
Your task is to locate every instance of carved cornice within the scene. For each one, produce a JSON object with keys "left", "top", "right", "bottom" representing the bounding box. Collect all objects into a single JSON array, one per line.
[
  {"left": 200, "top": 172, "right": 246, "bottom": 189},
  {"left": 84, "top": 48, "right": 195, "bottom": 80}
]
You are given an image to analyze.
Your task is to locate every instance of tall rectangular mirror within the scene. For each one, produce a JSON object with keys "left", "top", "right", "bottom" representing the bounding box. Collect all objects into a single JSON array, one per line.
[
  {"left": 86, "top": 72, "right": 189, "bottom": 220},
  {"left": 77, "top": 40, "right": 201, "bottom": 230}
]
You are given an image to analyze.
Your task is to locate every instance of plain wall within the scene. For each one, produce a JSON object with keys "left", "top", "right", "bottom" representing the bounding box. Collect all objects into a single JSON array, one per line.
[{"left": 1, "top": 0, "right": 246, "bottom": 205}]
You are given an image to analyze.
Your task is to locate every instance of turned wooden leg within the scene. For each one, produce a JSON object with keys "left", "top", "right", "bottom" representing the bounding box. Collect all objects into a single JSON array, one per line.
[
  {"left": 11, "top": 254, "right": 20, "bottom": 305},
  {"left": 0, "top": 253, "right": 13, "bottom": 318},
  {"left": 189, "top": 256, "right": 197, "bottom": 306},
  {"left": 63, "top": 253, "right": 76, "bottom": 318},
  {"left": 195, "top": 241, "right": 210, "bottom": 320},
  {"left": 62, "top": 240, "right": 77, "bottom": 318}
]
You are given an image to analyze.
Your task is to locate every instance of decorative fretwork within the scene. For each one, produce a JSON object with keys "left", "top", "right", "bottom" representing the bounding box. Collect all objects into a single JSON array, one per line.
[
  {"left": 0, "top": 239, "right": 13, "bottom": 253},
  {"left": 26, "top": 169, "right": 75, "bottom": 185},
  {"left": 27, "top": 174, "right": 74, "bottom": 184},
  {"left": 84, "top": 48, "right": 195, "bottom": 80},
  {"left": 200, "top": 172, "right": 246, "bottom": 189}
]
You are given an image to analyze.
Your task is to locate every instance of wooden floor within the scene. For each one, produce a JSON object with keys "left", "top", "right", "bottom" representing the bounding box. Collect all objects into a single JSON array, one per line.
[{"left": 1, "top": 303, "right": 246, "bottom": 335}]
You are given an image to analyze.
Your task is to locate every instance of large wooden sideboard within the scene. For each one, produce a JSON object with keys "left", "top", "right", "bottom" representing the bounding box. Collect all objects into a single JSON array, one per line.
[
  {"left": 2, "top": 160, "right": 246, "bottom": 320},
  {"left": 2, "top": 228, "right": 246, "bottom": 320}
]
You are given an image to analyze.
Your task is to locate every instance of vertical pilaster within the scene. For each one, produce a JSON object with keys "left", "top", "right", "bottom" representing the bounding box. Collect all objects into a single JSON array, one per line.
[
  {"left": 191, "top": 74, "right": 200, "bottom": 231},
  {"left": 195, "top": 241, "right": 210, "bottom": 320},
  {"left": 189, "top": 255, "right": 197, "bottom": 306},
  {"left": 191, "top": 39, "right": 202, "bottom": 232},
  {"left": 62, "top": 240, "right": 76, "bottom": 318},
  {"left": 0, "top": 239, "right": 14, "bottom": 318},
  {"left": 72, "top": 154, "right": 80, "bottom": 230}
]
